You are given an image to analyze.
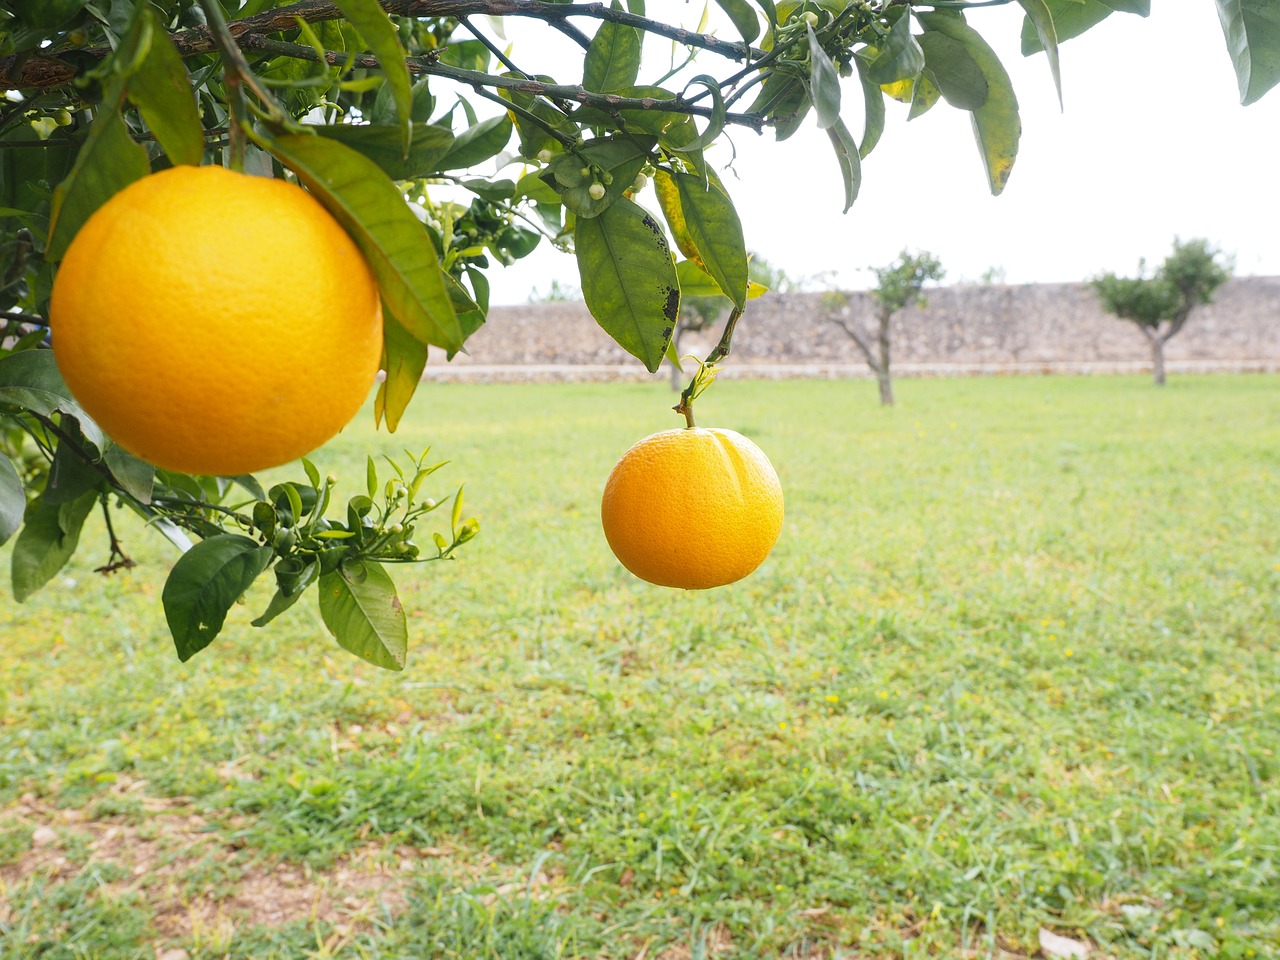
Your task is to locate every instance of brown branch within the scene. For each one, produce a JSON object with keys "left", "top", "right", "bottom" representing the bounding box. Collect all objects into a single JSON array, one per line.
[
  {"left": 237, "top": 35, "right": 767, "bottom": 131},
  {"left": 1, "top": 0, "right": 763, "bottom": 91}
]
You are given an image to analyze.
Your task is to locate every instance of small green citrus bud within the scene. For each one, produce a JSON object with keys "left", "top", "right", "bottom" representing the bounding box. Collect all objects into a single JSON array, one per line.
[
  {"left": 588, "top": 182, "right": 606, "bottom": 200},
  {"left": 536, "top": 149, "right": 553, "bottom": 163},
  {"left": 631, "top": 172, "right": 648, "bottom": 192},
  {"left": 802, "top": 11, "right": 819, "bottom": 27}
]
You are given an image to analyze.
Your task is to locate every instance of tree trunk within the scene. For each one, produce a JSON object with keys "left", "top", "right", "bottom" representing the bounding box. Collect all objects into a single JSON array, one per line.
[
  {"left": 1151, "top": 337, "right": 1167, "bottom": 386},
  {"left": 876, "top": 306, "right": 894, "bottom": 406},
  {"left": 877, "top": 368, "right": 894, "bottom": 406}
]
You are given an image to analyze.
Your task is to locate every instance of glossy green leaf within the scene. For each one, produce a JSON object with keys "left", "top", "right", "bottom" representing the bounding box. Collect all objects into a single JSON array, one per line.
[
  {"left": 826, "top": 117, "right": 862, "bottom": 214},
  {"left": 45, "top": 110, "right": 149, "bottom": 261},
  {"left": 314, "top": 123, "right": 455, "bottom": 179},
  {"left": 163, "top": 534, "right": 274, "bottom": 661},
  {"left": 0, "top": 454, "right": 23, "bottom": 547},
  {"left": 575, "top": 197, "right": 679, "bottom": 373},
  {"left": 319, "top": 560, "right": 408, "bottom": 671},
  {"left": 434, "top": 114, "right": 513, "bottom": 170},
  {"left": 334, "top": 0, "right": 414, "bottom": 154},
  {"left": 919, "top": 12, "right": 1021, "bottom": 195},
  {"left": 1021, "top": 0, "right": 1148, "bottom": 54},
  {"left": 715, "top": 0, "right": 761, "bottom": 44},
  {"left": 376, "top": 311, "right": 428, "bottom": 432},
  {"left": 45, "top": 425, "right": 102, "bottom": 505},
  {"left": 671, "top": 172, "right": 748, "bottom": 310},
  {"left": 1017, "top": 0, "right": 1062, "bottom": 109},
  {"left": 252, "top": 558, "right": 320, "bottom": 626},
  {"left": 867, "top": 9, "right": 925, "bottom": 85},
  {"left": 583, "top": 6, "right": 643, "bottom": 92},
  {"left": 263, "top": 132, "right": 462, "bottom": 352},
  {"left": 126, "top": 7, "right": 203, "bottom": 166},
  {"left": 103, "top": 443, "right": 155, "bottom": 504},
  {"left": 917, "top": 31, "right": 988, "bottom": 111},
  {"left": 11, "top": 491, "right": 96, "bottom": 602},
  {"left": 1215, "top": 0, "right": 1280, "bottom": 105},
  {"left": 0, "top": 350, "right": 105, "bottom": 450},
  {"left": 807, "top": 24, "right": 841, "bottom": 129}
]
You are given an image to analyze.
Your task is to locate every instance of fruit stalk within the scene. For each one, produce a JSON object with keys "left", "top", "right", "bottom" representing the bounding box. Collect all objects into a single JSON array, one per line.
[{"left": 674, "top": 304, "right": 744, "bottom": 429}]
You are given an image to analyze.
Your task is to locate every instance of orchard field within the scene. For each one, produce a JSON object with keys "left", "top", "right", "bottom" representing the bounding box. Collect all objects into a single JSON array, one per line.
[{"left": 1, "top": 374, "right": 1278, "bottom": 959}]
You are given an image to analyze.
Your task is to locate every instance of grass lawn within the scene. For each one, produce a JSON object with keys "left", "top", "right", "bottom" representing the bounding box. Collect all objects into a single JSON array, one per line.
[{"left": 1, "top": 373, "right": 1278, "bottom": 959}]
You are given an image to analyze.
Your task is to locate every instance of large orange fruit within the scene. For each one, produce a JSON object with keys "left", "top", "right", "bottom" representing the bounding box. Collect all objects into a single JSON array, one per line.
[
  {"left": 601, "top": 426, "right": 784, "bottom": 589},
  {"left": 50, "top": 164, "right": 383, "bottom": 476}
]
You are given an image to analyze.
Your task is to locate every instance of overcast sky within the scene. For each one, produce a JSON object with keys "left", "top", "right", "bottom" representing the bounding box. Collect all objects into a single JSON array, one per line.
[{"left": 482, "top": 4, "right": 1280, "bottom": 303}]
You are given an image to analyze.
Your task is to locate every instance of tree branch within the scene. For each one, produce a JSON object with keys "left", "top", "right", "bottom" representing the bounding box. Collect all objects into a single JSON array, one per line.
[
  {"left": 832, "top": 315, "right": 879, "bottom": 372},
  {"left": 1, "top": 0, "right": 763, "bottom": 91},
  {"left": 236, "top": 35, "right": 768, "bottom": 131}
]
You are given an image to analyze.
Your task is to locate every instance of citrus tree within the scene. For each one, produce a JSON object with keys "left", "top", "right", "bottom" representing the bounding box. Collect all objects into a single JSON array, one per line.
[
  {"left": 1, "top": 0, "right": 1277, "bottom": 668},
  {"left": 1092, "top": 238, "right": 1233, "bottom": 386}
]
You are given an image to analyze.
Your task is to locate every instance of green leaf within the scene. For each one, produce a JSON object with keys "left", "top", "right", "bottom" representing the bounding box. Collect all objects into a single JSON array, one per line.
[
  {"left": 675, "top": 259, "right": 768, "bottom": 299},
  {"left": 826, "top": 117, "right": 862, "bottom": 214},
  {"left": 103, "top": 443, "right": 155, "bottom": 504},
  {"left": 375, "top": 311, "right": 428, "bottom": 432},
  {"left": 162, "top": 534, "right": 274, "bottom": 662},
  {"left": 126, "top": 7, "right": 203, "bottom": 166},
  {"left": 45, "top": 109, "right": 149, "bottom": 261},
  {"left": 263, "top": 131, "right": 462, "bottom": 353},
  {"left": 867, "top": 10, "right": 925, "bottom": 85},
  {"left": 583, "top": 6, "right": 643, "bottom": 93},
  {"left": 314, "top": 123, "right": 455, "bottom": 180},
  {"left": 919, "top": 11, "right": 1021, "bottom": 195},
  {"left": 0, "top": 350, "right": 105, "bottom": 450},
  {"left": 574, "top": 197, "right": 679, "bottom": 373},
  {"left": 45, "top": 425, "right": 102, "bottom": 505},
  {"left": 0, "top": 454, "right": 23, "bottom": 547},
  {"left": 1215, "top": 0, "right": 1280, "bottom": 105},
  {"left": 671, "top": 171, "right": 748, "bottom": 310},
  {"left": 319, "top": 560, "right": 408, "bottom": 670},
  {"left": 334, "top": 0, "right": 414, "bottom": 154},
  {"left": 544, "top": 136, "right": 651, "bottom": 219},
  {"left": 917, "top": 31, "right": 988, "bottom": 111},
  {"left": 1017, "top": 0, "right": 1063, "bottom": 109},
  {"left": 908, "top": 71, "right": 942, "bottom": 119},
  {"left": 715, "top": 0, "right": 761, "bottom": 44},
  {"left": 679, "top": 75, "right": 728, "bottom": 151},
  {"left": 11, "top": 491, "right": 96, "bottom": 602},
  {"left": 433, "top": 114, "right": 514, "bottom": 171},
  {"left": 855, "top": 55, "right": 887, "bottom": 158},
  {"left": 1021, "top": 0, "right": 1147, "bottom": 54},
  {"left": 451, "top": 483, "right": 465, "bottom": 535},
  {"left": 806, "top": 24, "right": 842, "bottom": 129}
]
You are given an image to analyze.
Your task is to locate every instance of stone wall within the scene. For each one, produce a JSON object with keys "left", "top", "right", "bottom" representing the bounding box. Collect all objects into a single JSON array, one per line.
[{"left": 438, "top": 276, "right": 1280, "bottom": 378}]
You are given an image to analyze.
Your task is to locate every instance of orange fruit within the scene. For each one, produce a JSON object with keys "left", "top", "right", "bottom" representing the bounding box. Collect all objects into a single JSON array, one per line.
[
  {"left": 50, "top": 164, "right": 383, "bottom": 476},
  {"left": 601, "top": 426, "right": 784, "bottom": 589}
]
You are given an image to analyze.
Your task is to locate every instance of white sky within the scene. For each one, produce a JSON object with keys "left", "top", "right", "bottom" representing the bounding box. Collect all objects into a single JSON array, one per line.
[{"left": 480, "top": 4, "right": 1280, "bottom": 303}]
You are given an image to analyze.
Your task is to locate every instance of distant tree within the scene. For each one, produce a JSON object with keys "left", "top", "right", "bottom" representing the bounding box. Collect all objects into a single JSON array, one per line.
[
  {"left": 528, "top": 279, "right": 582, "bottom": 303},
  {"left": 1093, "top": 239, "right": 1232, "bottom": 386},
  {"left": 829, "top": 249, "right": 945, "bottom": 406}
]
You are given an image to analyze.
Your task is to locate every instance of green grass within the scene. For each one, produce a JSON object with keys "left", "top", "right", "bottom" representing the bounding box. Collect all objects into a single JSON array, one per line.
[{"left": 2, "top": 374, "right": 1278, "bottom": 959}]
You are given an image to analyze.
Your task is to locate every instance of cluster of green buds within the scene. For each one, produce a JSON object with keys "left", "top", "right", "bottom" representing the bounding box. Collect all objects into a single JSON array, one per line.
[{"left": 231, "top": 449, "right": 477, "bottom": 627}]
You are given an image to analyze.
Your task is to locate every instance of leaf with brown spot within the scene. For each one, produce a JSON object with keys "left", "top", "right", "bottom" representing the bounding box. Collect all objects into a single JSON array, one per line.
[{"left": 575, "top": 197, "right": 679, "bottom": 373}]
